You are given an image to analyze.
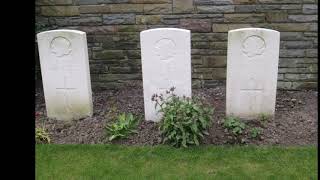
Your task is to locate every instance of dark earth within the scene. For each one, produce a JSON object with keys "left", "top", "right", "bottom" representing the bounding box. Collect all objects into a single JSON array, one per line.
[{"left": 35, "top": 81, "right": 318, "bottom": 146}]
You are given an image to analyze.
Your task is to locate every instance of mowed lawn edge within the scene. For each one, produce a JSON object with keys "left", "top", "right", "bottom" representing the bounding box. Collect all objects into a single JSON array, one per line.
[{"left": 36, "top": 144, "right": 317, "bottom": 180}]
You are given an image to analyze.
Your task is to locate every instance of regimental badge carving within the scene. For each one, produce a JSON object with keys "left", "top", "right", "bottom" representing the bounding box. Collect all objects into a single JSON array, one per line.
[
  {"left": 242, "top": 35, "right": 266, "bottom": 58},
  {"left": 50, "top": 36, "right": 72, "bottom": 57},
  {"left": 154, "top": 38, "right": 176, "bottom": 61}
]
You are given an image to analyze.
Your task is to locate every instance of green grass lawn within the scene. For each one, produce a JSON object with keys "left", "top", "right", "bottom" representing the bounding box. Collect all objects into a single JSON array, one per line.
[{"left": 36, "top": 144, "right": 317, "bottom": 180}]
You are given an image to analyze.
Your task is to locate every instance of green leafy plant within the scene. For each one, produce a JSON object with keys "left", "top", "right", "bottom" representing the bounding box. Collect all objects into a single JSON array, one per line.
[
  {"left": 105, "top": 113, "right": 140, "bottom": 141},
  {"left": 35, "top": 112, "right": 51, "bottom": 144},
  {"left": 250, "top": 127, "right": 262, "bottom": 138},
  {"left": 223, "top": 116, "right": 246, "bottom": 136},
  {"left": 258, "top": 113, "right": 269, "bottom": 123},
  {"left": 152, "top": 87, "right": 214, "bottom": 148},
  {"left": 36, "top": 127, "right": 51, "bottom": 144}
]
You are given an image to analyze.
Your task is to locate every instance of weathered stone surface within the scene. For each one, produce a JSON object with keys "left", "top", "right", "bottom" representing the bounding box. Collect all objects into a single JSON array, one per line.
[
  {"left": 109, "top": 67, "right": 132, "bottom": 73},
  {"left": 173, "top": 0, "right": 194, "bottom": 13},
  {"left": 192, "top": 73, "right": 213, "bottom": 79},
  {"left": 305, "top": 49, "right": 318, "bottom": 57},
  {"left": 92, "top": 74, "right": 141, "bottom": 81},
  {"left": 278, "top": 66, "right": 316, "bottom": 73},
  {"left": 256, "top": 4, "right": 282, "bottom": 11},
  {"left": 212, "top": 24, "right": 252, "bottom": 32},
  {"left": 93, "top": 50, "right": 125, "bottom": 59},
  {"left": 103, "top": 14, "right": 135, "bottom": 25},
  {"left": 180, "top": 19, "right": 211, "bottom": 32},
  {"left": 80, "top": 4, "right": 144, "bottom": 13},
  {"left": 36, "top": 0, "right": 318, "bottom": 90},
  {"left": 277, "top": 81, "right": 292, "bottom": 89},
  {"left": 141, "top": 0, "right": 170, "bottom": 3},
  {"left": 197, "top": 5, "right": 235, "bottom": 13},
  {"left": 303, "top": 0, "right": 316, "bottom": 2},
  {"left": 258, "top": 0, "right": 302, "bottom": 3},
  {"left": 210, "top": 42, "right": 228, "bottom": 49},
  {"left": 280, "top": 32, "right": 304, "bottom": 41},
  {"left": 195, "top": 0, "right": 233, "bottom": 5},
  {"left": 304, "top": 32, "right": 318, "bottom": 37},
  {"left": 269, "top": 23, "right": 316, "bottom": 31},
  {"left": 102, "top": 41, "right": 138, "bottom": 49},
  {"left": 72, "top": 26, "right": 111, "bottom": 34},
  {"left": 224, "top": 13, "right": 265, "bottom": 23},
  {"left": 116, "top": 25, "right": 147, "bottom": 32},
  {"left": 284, "top": 74, "right": 317, "bottom": 81},
  {"left": 280, "top": 49, "right": 305, "bottom": 57},
  {"left": 126, "top": 50, "right": 141, "bottom": 58},
  {"left": 281, "top": 5, "right": 301, "bottom": 10},
  {"left": 36, "top": 16, "right": 50, "bottom": 26},
  {"left": 98, "top": 0, "right": 171, "bottom": 4},
  {"left": 192, "top": 33, "right": 228, "bottom": 41},
  {"left": 192, "top": 42, "right": 210, "bottom": 49},
  {"left": 161, "top": 17, "right": 180, "bottom": 25},
  {"left": 144, "top": 4, "right": 172, "bottom": 14},
  {"left": 97, "top": 0, "right": 170, "bottom": 3},
  {"left": 78, "top": 0, "right": 99, "bottom": 5},
  {"left": 79, "top": 5, "right": 108, "bottom": 13},
  {"left": 37, "top": 30, "right": 93, "bottom": 121},
  {"left": 41, "top": 6, "right": 80, "bottom": 16},
  {"left": 226, "top": 28, "right": 280, "bottom": 119},
  {"left": 90, "top": 63, "right": 109, "bottom": 73},
  {"left": 233, "top": 0, "right": 257, "bottom": 4},
  {"left": 111, "top": 4, "right": 144, "bottom": 13},
  {"left": 266, "top": 12, "right": 288, "bottom": 22},
  {"left": 192, "top": 49, "right": 227, "bottom": 55},
  {"left": 278, "top": 74, "right": 284, "bottom": 80},
  {"left": 288, "top": 15, "right": 318, "bottom": 22},
  {"left": 136, "top": 15, "right": 162, "bottom": 25},
  {"left": 202, "top": 56, "right": 227, "bottom": 67},
  {"left": 291, "top": 82, "right": 318, "bottom": 89},
  {"left": 140, "top": 28, "right": 191, "bottom": 122},
  {"left": 279, "top": 58, "right": 317, "bottom": 68},
  {"left": 303, "top": 4, "right": 318, "bottom": 14},
  {"left": 281, "top": 41, "right": 313, "bottom": 49},
  {"left": 52, "top": 16, "right": 103, "bottom": 26},
  {"left": 194, "top": 68, "right": 226, "bottom": 79},
  {"left": 97, "top": 0, "right": 129, "bottom": 3},
  {"left": 235, "top": 5, "right": 256, "bottom": 12},
  {"left": 37, "top": 0, "right": 73, "bottom": 5}
]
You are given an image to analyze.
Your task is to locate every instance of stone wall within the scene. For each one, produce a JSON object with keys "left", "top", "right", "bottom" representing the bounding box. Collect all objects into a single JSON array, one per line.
[{"left": 35, "top": 0, "right": 318, "bottom": 90}]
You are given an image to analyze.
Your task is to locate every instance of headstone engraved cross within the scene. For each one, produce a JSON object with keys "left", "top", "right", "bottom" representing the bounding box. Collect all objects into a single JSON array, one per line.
[
  {"left": 56, "top": 76, "right": 77, "bottom": 114},
  {"left": 140, "top": 28, "right": 192, "bottom": 122},
  {"left": 226, "top": 28, "right": 280, "bottom": 119},
  {"left": 37, "top": 29, "right": 93, "bottom": 121}
]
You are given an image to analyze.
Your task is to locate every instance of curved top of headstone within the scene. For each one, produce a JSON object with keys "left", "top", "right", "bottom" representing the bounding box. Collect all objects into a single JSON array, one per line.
[
  {"left": 141, "top": 28, "right": 190, "bottom": 35},
  {"left": 228, "top": 28, "right": 279, "bottom": 34},
  {"left": 37, "top": 29, "right": 86, "bottom": 38}
]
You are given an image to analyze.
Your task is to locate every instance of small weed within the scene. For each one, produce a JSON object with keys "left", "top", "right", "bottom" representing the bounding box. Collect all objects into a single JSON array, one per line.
[
  {"left": 250, "top": 127, "right": 262, "bottom": 139},
  {"left": 36, "top": 127, "right": 51, "bottom": 144},
  {"left": 258, "top": 113, "right": 269, "bottom": 123},
  {"left": 223, "top": 116, "right": 246, "bottom": 136},
  {"left": 35, "top": 112, "right": 51, "bottom": 144},
  {"left": 105, "top": 113, "right": 140, "bottom": 141}
]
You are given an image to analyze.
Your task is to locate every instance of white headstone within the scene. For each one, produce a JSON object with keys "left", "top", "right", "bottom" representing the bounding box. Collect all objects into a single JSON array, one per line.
[
  {"left": 226, "top": 28, "right": 280, "bottom": 119},
  {"left": 140, "top": 28, "right": 192, "bottom": 122},
  {"left": 37, "top": 29, "right": 93, "bottom": 121}
]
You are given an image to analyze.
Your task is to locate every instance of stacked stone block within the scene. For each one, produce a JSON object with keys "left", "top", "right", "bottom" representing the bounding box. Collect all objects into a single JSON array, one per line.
[{"left": 36, "top": 0, "right": 318, "bottom": 90}]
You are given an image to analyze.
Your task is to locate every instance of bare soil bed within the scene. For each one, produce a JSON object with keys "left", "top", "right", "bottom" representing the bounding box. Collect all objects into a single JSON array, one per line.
[{"left": 35, "top": 82, "right": 318, "bottom": 146}]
